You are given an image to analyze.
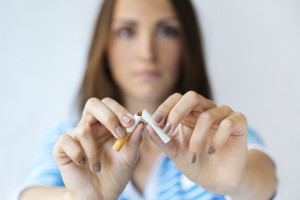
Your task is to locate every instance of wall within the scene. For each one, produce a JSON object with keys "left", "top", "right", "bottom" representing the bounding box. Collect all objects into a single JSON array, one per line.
[{"left": 0, "top": 0, "right": 299, "bottom": 199}]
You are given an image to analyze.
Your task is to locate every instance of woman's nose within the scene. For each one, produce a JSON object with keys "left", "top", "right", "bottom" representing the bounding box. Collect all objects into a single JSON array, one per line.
[{"left": 137, "top": 32, "right": 155, "bottom": 62}]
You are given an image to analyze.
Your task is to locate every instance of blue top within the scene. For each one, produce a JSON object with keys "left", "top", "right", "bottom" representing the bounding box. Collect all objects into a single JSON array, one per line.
[{"left": 20, "top": 122, "right": 268, "bottom": 200}]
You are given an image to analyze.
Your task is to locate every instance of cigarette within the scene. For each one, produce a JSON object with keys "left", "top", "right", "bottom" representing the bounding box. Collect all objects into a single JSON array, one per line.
[
  {"left": 112, "top": 113, "right": 142, "bottom": 151},
  {"left": 141, "top": 109, "right": 171, "bottom": 143}
]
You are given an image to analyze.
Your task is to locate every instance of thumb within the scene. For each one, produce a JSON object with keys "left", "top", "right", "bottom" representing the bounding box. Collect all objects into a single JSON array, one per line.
[
  {"left": 123, "top": 122, "right": 145, "bottom": 154},
  {"left": 146, "top": 124, "right": 177, "bottom": 159}
]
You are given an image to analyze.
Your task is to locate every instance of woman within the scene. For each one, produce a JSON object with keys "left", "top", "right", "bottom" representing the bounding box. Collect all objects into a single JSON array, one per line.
[{"left": 18, "top": 0, "right": 277, "bottom": 199}]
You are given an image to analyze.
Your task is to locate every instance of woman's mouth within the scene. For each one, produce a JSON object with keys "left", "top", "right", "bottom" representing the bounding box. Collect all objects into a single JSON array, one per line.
[{"left": 136, "top": 70, "right": 161, "bottom": 80}]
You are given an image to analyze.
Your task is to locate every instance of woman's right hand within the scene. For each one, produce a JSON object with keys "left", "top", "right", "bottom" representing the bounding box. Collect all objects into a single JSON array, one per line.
[{"left": 53, "top": 97, "right": 144, "bottom": 200}]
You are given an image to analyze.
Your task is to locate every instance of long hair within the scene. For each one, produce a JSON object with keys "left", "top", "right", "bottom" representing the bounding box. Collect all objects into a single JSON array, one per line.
[{"left": 76, "top": 0, "right": 212, "bottom": 113}]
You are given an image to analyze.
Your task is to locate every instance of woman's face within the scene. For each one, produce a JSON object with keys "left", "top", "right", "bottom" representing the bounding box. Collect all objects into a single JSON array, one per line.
[{"left": 108, "top": 0, "right": 182, "bottom": 102}]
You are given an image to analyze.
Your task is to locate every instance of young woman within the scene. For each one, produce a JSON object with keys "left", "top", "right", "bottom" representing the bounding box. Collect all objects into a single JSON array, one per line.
[{"left": 18, "top": 0, "right": 277, "bottom": 199}]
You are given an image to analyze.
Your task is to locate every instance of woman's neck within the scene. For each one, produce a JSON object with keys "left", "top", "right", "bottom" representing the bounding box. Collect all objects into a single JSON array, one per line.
[{"left": 121, "top": 94, "right": 160, "bottom": 115}]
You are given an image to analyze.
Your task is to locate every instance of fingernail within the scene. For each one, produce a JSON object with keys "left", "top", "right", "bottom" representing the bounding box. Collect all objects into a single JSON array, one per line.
[
  {"left": 208, "top": 147, "right": 216, "bottom": 155},
  {"left": 153, "top": 113, "right": 163, "bottom": 123},
  {"left": 94, "top": 162, "right": 101, "bottom": 173},
  {"left": 188, "top": 152, "right": 196, "bottom": 164},
  {"left": 115, "top": 125, "right": 126, "bottom": 138},
  {"left": 122, "top": 114, "right": 133, "bottom": 124},
  {"left": 79, "top": 157, "right": 86, "bottom": 166},
  {"left": 162, "top": 122, "right": 171, "bottom": 134}
]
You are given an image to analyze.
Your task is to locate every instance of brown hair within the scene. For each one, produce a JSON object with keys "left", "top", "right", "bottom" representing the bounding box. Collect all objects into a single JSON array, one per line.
[{"left": 76, "top": 0, "right": 212, "bottom": 113}]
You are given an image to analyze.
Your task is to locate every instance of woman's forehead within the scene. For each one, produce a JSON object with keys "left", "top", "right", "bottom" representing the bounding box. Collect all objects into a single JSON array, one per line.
[{"left": 112, "top": 0, "right": 177, "bottom": 21}]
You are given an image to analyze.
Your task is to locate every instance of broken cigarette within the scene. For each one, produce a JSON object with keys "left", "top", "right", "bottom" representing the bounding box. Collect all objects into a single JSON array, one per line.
[
  {"left": 141, "top": 109, "right": 171, "bottom": 144},
  {"left": 112, "top": 109, "right": 171, "bottom": 151},
  {"left": 112, "top": 113, "right": 142, "bottom": 152}
]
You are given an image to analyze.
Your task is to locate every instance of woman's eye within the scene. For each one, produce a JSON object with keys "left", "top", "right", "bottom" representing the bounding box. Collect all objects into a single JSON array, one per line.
[
  {"left": 157, "top": 26, "right": 179, "bottom": 37},
  {"left": 117, "top": 28, "right": 135, "bottom": 38}
]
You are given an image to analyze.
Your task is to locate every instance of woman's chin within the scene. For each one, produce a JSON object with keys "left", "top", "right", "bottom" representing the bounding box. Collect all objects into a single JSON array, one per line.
[{"left": 136, "top": 90, "right": 169, "bottom": 103}]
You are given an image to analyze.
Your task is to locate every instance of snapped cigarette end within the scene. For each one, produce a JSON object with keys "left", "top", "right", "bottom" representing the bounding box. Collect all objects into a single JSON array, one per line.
[
  {"left": 112, "top": 114, "right": 142, "bottom": 151},
  {"left": 142, "top": 109, "right": 171, "bottom": 143}
]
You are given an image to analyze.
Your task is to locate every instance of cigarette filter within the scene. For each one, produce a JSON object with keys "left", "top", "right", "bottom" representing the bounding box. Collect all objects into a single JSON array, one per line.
[
  {"left": 142, "top": 109, "right": 171, "bottom": 143},
  {"left": 112, "top": 114, "right": 142, "bottom": 151}
]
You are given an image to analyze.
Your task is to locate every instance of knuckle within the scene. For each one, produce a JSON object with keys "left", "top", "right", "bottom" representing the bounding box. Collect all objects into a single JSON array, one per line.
[
  {"left": 72, "top": 148, "right": 83, "bottom": 161},
  {"left": 221, "top": 118, "right": 235, "bottom": 130},
  {"left": 207, "top": 99, "right": 217, "bottom": 107},
  {"left": 185, "top": 91, "right": 198, "bottom": 99},
  {"left": 78, "top": 125, "right": 93, "bottom": 139},
  {"left": 219, "top": 105, "right": 233, "bottom": 114},
  {"left": 87, "top": 151, "right": 98, "bottom": 162},
  {"left": 101, "top": 97, "right": 112, "bottom": 104},
  {"left": 235, "top": 112, "right": 246, "bottom": 120},
  {"left": 53, "top": 134, "right": 71, "bottom": 156},
  {"left": 172, "top": 92, "right": 182, "bottom": 100},
  {"left": 199, "top": 112, "right": 214, "bottom": 123},
  {"left": 191, "top": 138, "right": 202, "bottom": 147},
  {"left": 105, "top": 114, "right": 118, "bottom": 125},
  {"left": 85, "top": 97, "right": 99, "bottom": 109},
  {"left": 59, "top": 134, "right": 72, "bottom": 144},
  {"left": 170, "top": 108, "right": 181, "bottom": 120}
]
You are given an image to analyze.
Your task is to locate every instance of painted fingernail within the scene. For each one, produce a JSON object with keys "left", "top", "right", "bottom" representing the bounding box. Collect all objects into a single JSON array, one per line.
[
  {"left": 153, "top": 113, "right": 163, "bottom": 123},
  {"left": 162, "top": 122, "right": 171, "bottom": 134},
  {"left": 115, "top": 125, "right": 126, "bottom": 138},
  {"left": 94, "top": 162, "right": 101, "bottom": 173},
  {"left": 208, "top": 147, "right": 216, "bottom": 155},
  {"left": 188, "top": 152, "right": 196, "bottom": 164},
  {"left": 79, "top": 157, "right": 86, "bottom": 166},
  {"left": 122, "top": 114, "right": 133, "bottom": 124}
]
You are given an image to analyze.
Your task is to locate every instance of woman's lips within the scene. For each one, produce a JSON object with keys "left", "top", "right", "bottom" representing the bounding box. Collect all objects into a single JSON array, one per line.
[{"left": 136, "top": 70, "right": 161, "bottom": 80}]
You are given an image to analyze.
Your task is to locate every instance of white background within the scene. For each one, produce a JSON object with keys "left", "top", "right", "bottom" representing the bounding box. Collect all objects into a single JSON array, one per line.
[{"left": 1, "top": 0, "right": 299, "bottom": 199}]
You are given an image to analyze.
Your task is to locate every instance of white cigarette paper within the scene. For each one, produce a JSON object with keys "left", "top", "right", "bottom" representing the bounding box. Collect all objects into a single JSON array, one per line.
[
  {"left": 142, "top": 109, "right": 171, "bottom": 143},
  {"left": 127, "top": 115, "right": 143, "bottom": 132}
]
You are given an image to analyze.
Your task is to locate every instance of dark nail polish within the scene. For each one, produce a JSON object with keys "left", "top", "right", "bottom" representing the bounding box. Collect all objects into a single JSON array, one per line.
[
  {"left": 79, "top": 157, "right": 86, "bottom": 166},
  {"left": 208, "top": 147, "right": 216, "bottom": 155},
  {"left": 162, "top": 122, "right": 171, "bottom": 134},
  {"left": 94, "top": 162, "right": 101, "bottom": 173},
  {"left": 122, "top": 114, "right": 133, "bottom": 124},
  {"left": 115, "top": 125, "right": 126, "bottom": 138},
  {"left": 188, "top": 152, "right": 196, "bottom": 164},
  {"left": 153, "top": 113, "right": 163, "bottom": 123}
]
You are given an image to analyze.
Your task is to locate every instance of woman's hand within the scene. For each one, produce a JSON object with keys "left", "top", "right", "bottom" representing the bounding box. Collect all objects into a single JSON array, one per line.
[
  {"left": 53, "top": 97, "right": 145, "bottom": 200},
  {"left": 147, "top": 91, "right": 248, "bottom": 195}
]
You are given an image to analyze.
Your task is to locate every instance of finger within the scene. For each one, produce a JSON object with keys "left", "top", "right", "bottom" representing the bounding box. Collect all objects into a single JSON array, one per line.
[
  {"left": 161, "top": 91, "right": 216, "bottom": 136},
  {"left": 124, "top": 122, "right": 145, "bottom": 153},
  {"left": 53, "top": 133, "right": 86, "bottom": 167},
  {"left": 209, "top": 112, "right": 248, "bottom": 155},
  {"left": 79, "top": 97, "right": 126, "bottom": 139},
  {"left": 75, "top": 124, "right": 101, "bottom": 173},
  {"left": 152, "top": 93, "right": 182, "bottom": 126},
  {"left": 146, "top": 124, "right": 178, "bottom": 159},
  {"left": 188, "top": 105, "right": 233, "bottom": 162},
  {"left": 101, "top": 97, "right": 135, "bottom": 128}
]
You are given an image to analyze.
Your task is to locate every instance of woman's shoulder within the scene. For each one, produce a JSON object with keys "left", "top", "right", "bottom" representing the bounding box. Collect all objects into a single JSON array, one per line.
[{"left": 38, "top": 122, "right": 77, "bottom": 146}]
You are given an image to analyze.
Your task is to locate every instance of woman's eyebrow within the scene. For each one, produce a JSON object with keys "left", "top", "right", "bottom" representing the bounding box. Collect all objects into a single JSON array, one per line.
[
  {"left": 112, "top": 17, "right": 179, "bottom": 26},
  {"left": 111, "top": 18, "right": 137, "bottom": 26},
  {"left": 157, "top": 17, "right": 180, "bottom": 26}
]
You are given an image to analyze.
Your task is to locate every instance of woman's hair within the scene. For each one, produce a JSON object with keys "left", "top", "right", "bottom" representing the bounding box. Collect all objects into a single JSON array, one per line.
[{"left": 76, "top": 0, "right": 212, "bottom": 113}]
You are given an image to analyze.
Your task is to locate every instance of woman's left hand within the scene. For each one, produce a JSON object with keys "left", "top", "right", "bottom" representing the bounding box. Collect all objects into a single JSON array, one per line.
[{"left": 146, "top": 91, "right": 248, "bottom": 195}]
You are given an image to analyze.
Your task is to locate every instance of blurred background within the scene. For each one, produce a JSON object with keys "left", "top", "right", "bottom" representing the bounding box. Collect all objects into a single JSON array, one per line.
[{"left": 0, "top": 0, "right": 299, "bottom": 199}]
